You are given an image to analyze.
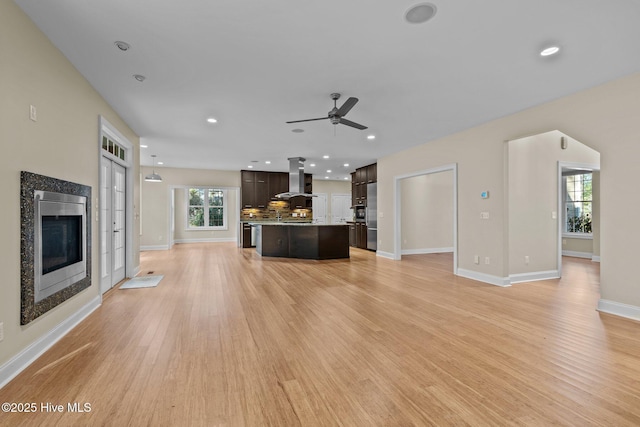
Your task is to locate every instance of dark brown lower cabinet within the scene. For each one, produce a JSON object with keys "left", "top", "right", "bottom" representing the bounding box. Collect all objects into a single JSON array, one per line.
[
  {"left": 349, "top": 223, "right": 356, "bottom": 247},
  {"left": 242, "top": 223, "right": 253, "bottom": 248},
  {"left": 356, "top": 222, "right": 367, "bottom": 249}
]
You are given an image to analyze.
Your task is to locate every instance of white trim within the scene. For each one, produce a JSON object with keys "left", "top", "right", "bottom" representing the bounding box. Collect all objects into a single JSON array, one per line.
[
  {"left": 394, "top": 163, "right": 458, "bottom": 273},
  {"left": 562, "top": 233, "right": 593, "bottom": 240},
  {"left": 0, "top": 296, "right": 101, "bottom": 389},
  {"left": 562, "top": 250, "right": 592, "bottom": 259},
  {"left": 376, "top": 250, "right": 395, "bottom": 259},
  {"left": 557, "top": 161, "right": 600, "bottom": 278},
  {"left": 99, "top": 116, "right": 135, "bottom": 292},
  {"left": 509, "top": 270, "right": 560, "bottom": 284},
  {"left": 132, "top": 265, "right": 141, "bottom": 277},
  {"left": 140, "top": 245, "right": 170, "bottom": 251},
  {"left": 401, "top": 247, "right": 454, "bottom": 255},
  {"left": 457, "top": 268, "right": 511, "bottom": 287},
  {"left": 173, "top": 238, "right": 237, "bottom": 244},
  {"left": 597, "top": 299, "right": 640, "bottom": 322},
  {"left": 592, "top": 255, "right": 601, "bottom": 262}
]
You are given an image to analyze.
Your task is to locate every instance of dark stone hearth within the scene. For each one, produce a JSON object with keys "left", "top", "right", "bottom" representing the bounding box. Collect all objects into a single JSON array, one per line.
[{"left": 20, "top": 171, "right": 92, "bottom": 325}]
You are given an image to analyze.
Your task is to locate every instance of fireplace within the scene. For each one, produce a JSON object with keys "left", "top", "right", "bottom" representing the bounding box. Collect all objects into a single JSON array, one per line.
[
  {"left": 21, "top": 171, "right": 92, "bottom": 324},
  {"left": 34, "top": 191, "right": 87, "bottom": 302}
]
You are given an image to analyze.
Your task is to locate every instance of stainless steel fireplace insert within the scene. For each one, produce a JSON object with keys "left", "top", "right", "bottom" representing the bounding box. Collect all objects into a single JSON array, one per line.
[{"left": 34, "top": 190, "right": 87, "bottom": 302}]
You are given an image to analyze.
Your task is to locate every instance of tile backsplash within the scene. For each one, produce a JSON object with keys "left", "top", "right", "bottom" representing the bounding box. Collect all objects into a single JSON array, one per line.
[{"left": 240, "top": 200, "right": 312, "bottom": 222}]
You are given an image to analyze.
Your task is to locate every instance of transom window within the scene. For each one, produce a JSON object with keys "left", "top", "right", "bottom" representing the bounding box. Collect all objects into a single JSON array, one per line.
[
  {"left": 563, "top": 171, "right": 592, "bottom": 234},
  {"left": 187, "top": 188, "right": 227, "bottom": 229},
  {"left": 102, "top": 135, "right": 126, "bottom": 161}
]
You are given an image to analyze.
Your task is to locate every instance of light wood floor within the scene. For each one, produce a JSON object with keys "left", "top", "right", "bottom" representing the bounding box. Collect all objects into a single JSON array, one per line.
[{"left": 1, "top": 244, "right": 640, "bottom": 426}]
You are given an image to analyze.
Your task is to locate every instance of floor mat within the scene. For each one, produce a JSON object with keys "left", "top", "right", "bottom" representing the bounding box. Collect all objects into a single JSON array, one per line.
[{"left": 119, "top": 275, "right": 163, "bottom": 289}]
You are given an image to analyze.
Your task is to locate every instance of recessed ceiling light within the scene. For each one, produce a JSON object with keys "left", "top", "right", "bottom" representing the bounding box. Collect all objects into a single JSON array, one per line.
[
  {"left": 343, "top": 163, "right": 349, "bottom": 167},
  {"left": 343, "top": 177, "right": 349, "bottom": 180},
  {"left": 325, "top": 176, "right": 330, "bottom": 179},
  {"left": 114, "top": 41, "right": 130, "bottom": 51},
  {"left": 405, "top": 3, "right": 437, "bottom": 24},
  {"left": 292, "top": 128, "right": 305, "bottom": 133},
  {"left": 540, "top": 46, "right": 560, "bottom": 57},
  {"left": 251, "top": 160, "right": 259, "bottom": 163},
  {"left": 265, "top": 160, "right": 271, "bottom": 164},
  {"left": 310, "top": 163, "right": 316, "bottom": 167},
  {"left": 133, "top": 74, "right": 146, "bottom": 82},
  {"left": 327, "top": 170, "right": 332, "bottom": 173},
  {"left": 248, "top": 165, "right": 254, "bottom": 169},
  {"left": 140, "top": 144, "right": 148, "bottom": 148},
  {"left": 323, "top": 155, "right": 330, "bottom": 159},
  {"left": 157, "top": 161, "right": 164, "bottom": 165},
  {"left": 207, "top": 117, "right": 217, "bottom": 123},
  {"left": 367, "top": 135, "right": 376, "bottom": 140}
]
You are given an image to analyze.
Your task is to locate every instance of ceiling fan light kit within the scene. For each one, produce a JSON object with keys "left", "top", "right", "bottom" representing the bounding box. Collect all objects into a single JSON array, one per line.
[{"left": 286, "top": 93, "right": 368, "bottom": 130}]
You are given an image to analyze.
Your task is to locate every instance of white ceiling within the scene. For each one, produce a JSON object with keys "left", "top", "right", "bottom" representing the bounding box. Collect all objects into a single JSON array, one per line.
[{"left": 15, "top": 0, "right": 640, "bottom": 179}]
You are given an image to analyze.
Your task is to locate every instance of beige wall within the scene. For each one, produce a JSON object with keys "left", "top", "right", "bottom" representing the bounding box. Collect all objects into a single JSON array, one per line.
[
  {"left": 140, "top": 167, "right": 240, "bottom": 248},
  {"left": 401, "top": 171, "right": 454, "bottom": 252},
  {"left": 563, "top": 238, "right": 593, "bottom": 255},
  {"left": 379, "top": 72, "right": 640, "bottom": 308},
  {"left": 173, "top": 187, "right": 238, "bottom": 242},
  {"left": 0, "top": 0, "right": 139, "bottom": 367},
  {"left": 508, "top": 130, "right": 600, "bottom": 274}
]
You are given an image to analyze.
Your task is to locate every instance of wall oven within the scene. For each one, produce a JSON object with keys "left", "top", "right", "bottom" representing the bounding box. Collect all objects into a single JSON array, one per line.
[{"left": 354, "top": 205, "right": 366, "bottom": 221}]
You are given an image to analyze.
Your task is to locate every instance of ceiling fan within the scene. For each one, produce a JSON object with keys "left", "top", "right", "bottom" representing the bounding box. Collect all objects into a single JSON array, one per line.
[{"left": 286, "top": 93, "right": 368, "bottom": 130}]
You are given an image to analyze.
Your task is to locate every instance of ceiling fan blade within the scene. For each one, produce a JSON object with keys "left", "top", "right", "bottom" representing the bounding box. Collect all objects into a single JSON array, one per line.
[
  {"left": 286, "top": 117, "right": 329, "bottom": 124},
  {"left": 336, "top": 97, "right": 359, "bottom": 117},
  {"left": 339, "top": 118, "right": 368, "bottom": 130}
]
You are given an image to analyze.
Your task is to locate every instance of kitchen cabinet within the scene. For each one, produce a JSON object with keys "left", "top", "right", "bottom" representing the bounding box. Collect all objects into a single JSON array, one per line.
[
  {"left": 241, "top": 170, "right": 256, "bottom": 208},
  {"left": 255, "top": 172, "right": 269, "bottom": 208},
  {"left": 356, "top": 222, "right": 367, "bottom": 249},
  {"left": 367, "top": 163, "right": 377, "bottom": 183},
  {"left": 268, "top": 172, "right": 288, "bottom": 200},
  {"left": 351, "top": 163, "right": 376, "bottom": 207},
  {"left": 242, "top": 170, "right": 313, "bottom": 210},
  {"left": 349, "top": 222, "right": 357, "bottom": 247},
  {"left": 241, "top": 222, "right": 253, "bottom": 248}
]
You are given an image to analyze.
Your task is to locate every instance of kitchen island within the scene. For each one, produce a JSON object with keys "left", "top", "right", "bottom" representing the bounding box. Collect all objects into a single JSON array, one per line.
[{"left": 254, "top": 223, "right": 350, "bottom": 260}]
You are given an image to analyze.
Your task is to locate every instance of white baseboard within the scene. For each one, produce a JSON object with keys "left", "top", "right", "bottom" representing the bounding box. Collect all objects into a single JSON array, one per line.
[
  {"left": 401, "top": 247, "right": 454, "bottom": 255},
  {"left": 597, "top": 299, "right": 640, "bottom": 322},
  {"left": 592, "top": 255, "right": 601, "bottom": 263},
  {"left": 140, "top": 245, "right": 170, "bottom": 251},
  {"left": 562, "top": 250, "right": 592, "bottom": 259},
  {"left": 132, "top": 265, "right": 141, "bottom": 277},
  {"left": 509, "top": 270, "right": 560, "bottom": 284},
  {"left": 457, "top": 268, "right": 511, "bottom": 287},
  {"left": 376, "top": 250, "right": 396, "bottom": 260},
  {"left": 173, "top": 237, "right": 237, "bottom": 244},
  {"left": 0, "top": 295, "right": 101, "bottom": 389}
]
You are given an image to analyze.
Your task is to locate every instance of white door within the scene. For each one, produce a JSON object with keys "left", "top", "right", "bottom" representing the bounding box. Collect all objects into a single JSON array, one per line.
[
  {"left": 331, "top": 194, "right": 352, "bottom": 223},
  {"left": 313, "top": 193, "right": 327, "bottom": 223},
  {"left": 100, "top": 158, "right": 126, "bottom": 294}
]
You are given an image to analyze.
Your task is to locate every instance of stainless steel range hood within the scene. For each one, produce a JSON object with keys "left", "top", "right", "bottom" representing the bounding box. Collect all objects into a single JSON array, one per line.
[{"left": 275, "top": 157, "right": 315, "bottom": 199}]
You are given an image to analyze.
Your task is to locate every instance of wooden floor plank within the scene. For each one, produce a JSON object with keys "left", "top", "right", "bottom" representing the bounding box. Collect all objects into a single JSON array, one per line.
[{"left": 1, "top": 245, "right": 639, "bottom": 426}]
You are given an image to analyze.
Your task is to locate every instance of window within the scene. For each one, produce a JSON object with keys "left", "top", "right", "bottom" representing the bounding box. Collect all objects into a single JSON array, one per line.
[
  {"left": 563, "top": 172, "right": 592, "bottom": 235},
  {"left": 187, "top": 188, "right": 227, "bottom": 229}
]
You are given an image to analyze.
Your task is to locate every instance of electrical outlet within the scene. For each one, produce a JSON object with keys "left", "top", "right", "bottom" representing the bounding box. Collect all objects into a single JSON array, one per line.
[
  {"left": 480, "top": 212, "right": 490, "bottom": 219},
  {"left": 0, "top": 322, "right": 4, "bottom": 342},
  {"left": 29, "top": 105, "right": 37, "bottom": 121},
  {"left": 525, "top": 256, "right": 530, "bottom": 265},
  {"left": 484, "top": 257, "right": 490, "bottom": 265},
  {"left": 474, "top": 255, "right": 480, "bottom": 264}
]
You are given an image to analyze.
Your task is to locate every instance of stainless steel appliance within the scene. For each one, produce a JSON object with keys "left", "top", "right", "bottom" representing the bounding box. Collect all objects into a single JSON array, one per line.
[
  {"left": 366, "top": 182, "right": 377, "bottom": 251},
  {"left": 354, "top": 205, "right": 366, "bottom": 221}
]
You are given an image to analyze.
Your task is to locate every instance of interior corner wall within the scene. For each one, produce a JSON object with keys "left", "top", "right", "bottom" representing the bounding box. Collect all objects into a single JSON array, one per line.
[
  {"left": 140, "top": 167, "right": 241, "bottom": 249},
  {"left": 400, "top": 171, "right": 454, "bottom": 253},
  {"left": 378, "top": 72, "right": 640, "bottom": 309},
  {"left": 0, "top": 0, "right": 139, "bottom": 368},
  {"left": 508, "top": 130, "right": 600, "bottom": 275}
]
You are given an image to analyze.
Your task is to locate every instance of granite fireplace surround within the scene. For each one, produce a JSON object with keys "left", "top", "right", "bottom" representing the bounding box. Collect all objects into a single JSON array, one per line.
[{"left": 20, "top": 171, "right": 92, "bottom": 325}]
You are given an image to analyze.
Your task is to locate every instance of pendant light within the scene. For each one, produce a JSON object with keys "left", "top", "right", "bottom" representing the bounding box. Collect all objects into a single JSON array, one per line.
[{"left": 145, "top": 155, "right": 163, "bottom": 182}]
